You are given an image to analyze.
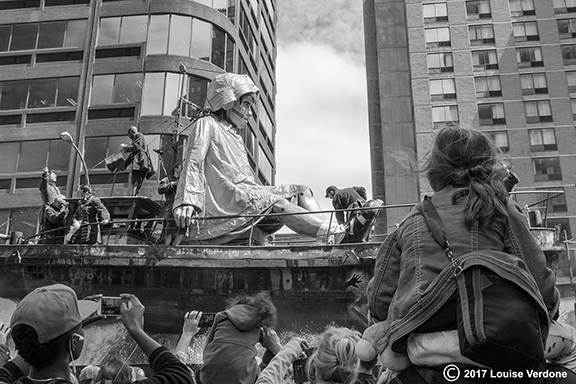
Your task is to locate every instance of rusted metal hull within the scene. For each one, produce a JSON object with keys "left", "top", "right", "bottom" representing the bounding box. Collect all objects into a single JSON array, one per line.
[{"left": 0, "top": 243, "right": 380, "bottom": 333}]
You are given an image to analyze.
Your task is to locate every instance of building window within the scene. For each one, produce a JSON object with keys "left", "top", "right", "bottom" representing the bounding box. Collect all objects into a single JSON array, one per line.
[
  {"left": 90, "top": 73, "right": 142, "bottom": 106},
  {"left": 239, "top": 6, "right": 257, "bottom": 55},
  {"left": 146, "top": 14, "right": 233, "bottom": 70},
  {"left": 432, "top": 105, "right": 459, "bottom": 126},
  {"left": 425, "top": 27, "right": 451, "bottom": 48},
  {"left": 0, "top": 77, "right": 79, "bottom": 111},
  {"left": 529, "top": 128, "right": 558, "bottom": 151},
  {"left": 525, "top": 100, "right": 553, "bottom": 123},
  {"left": 475, "top": 76, "right": 502, "bottom": 97},
  {"left": 0, "top": 1, "right": 40, "bottom": 11},
  {"left": 423, "top": 3, "right": 448, "bottom": 23},
  {"left": 257, "top": 144, "right": 273, "bottom": 184},
  {"left": 571, "top": 99, "right": 576, "bottom": 119},
  {"left": 45, "top": 0, "right": 90, "bottom": 5},
  {"left": 562, "top": 44, "right": 576, "bottom": 64},
  {"left": 568, "top": 72, "right": 576, "bottom": 92},
  {"left": 520, "top": 73, "right": 548, "bottom": 95},
  {"left": 2, "top": 139, "right": 71, "bottom": 174},
  {"left": 554, "top": 0, "right": 576, "bottom": 14},
  {"left": 0, "top": 19, "right": 86, "bottom": 53},
  {"left": 516, "top": 47, "right": 543, "bottom": 68},
  {"left": 513, "top": 21, "right": 539, "bottom": 41},
  {"left": 0, "top": 142, "right": 19, "bottom": 174},
  {"left": 98, "top": 16, "right": 147, "bottom": 46},
  {"left": 185, "top": 75, "right": 208, "bottom": 117},
  {"left": 536, "top": 187, "right": 567, "bottom": 212},
  {"left": 478, "top": 103, "right": 506, "bottom": 125},
  {"left": 259, "top": 101, "right": 274, "bottom": 140},
  {"left": 141, "top": 72, "right": 208, "bottom": 117},
  {"left": 533, "top": 157, "right": 562, "bottom": 181},
  {"left": 430, "top": 78, "right": 456, "bottom": 100},
  {"left": 469, "top": 25, "right": 495, "bottom": 45},
  {"left": 509, "top": 0, "right": 535, "bottom": 16},
  {"left": 427, "top": 52, "right": 453, "bottom": 73},
  {"left": 487, "top": 131, "right": 509, "bottom": 152},
  {"left": 472, "top": 50, "right": 498, "bottom": 70},
  {"left": 466, "top": 0, "right": 491, "bottom": 19},
  {"left": 557, "top": 19, "right": 576, "bottom": 39},
  {"left": 85, "top": 136, "right": 128, "bottom": 170}
]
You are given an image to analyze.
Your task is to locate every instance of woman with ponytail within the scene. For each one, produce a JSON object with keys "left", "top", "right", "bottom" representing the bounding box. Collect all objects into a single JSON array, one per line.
[{"left": 358, "top": 125, "right": 569, "bottom": 382}]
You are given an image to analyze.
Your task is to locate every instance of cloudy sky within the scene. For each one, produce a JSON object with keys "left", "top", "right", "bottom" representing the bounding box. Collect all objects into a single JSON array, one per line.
[{"left": 274, "top": 0, "right": 371, "bottom": 213}]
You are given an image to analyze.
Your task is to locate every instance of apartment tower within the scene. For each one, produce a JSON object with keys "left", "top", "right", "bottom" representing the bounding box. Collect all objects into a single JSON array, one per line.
[{"left": 364, "top": 0, "right": 576, "bottom": 297}]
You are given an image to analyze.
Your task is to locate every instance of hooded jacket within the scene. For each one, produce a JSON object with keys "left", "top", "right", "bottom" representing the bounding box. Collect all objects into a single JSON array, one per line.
[{"left": 199, "top": 304, "right": 263, "bottom": 384}]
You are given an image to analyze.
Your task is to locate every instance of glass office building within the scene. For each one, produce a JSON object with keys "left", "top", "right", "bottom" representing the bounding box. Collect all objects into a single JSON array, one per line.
[{"left": 0, "top": 0, "right": 277, "bottom": 238}]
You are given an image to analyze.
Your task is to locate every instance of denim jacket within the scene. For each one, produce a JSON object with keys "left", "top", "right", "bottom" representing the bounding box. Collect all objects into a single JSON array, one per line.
[{"left": 366, "top": 188, "right": 559, "bottom": 351}]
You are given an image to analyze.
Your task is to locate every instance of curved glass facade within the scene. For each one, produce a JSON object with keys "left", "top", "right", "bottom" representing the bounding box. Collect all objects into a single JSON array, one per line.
[
  {"left": 0, "top": 0, "right": 276, "bottom": 219},
  {"left": 97, "top": 14, "right": 235, "bottom": 72}
]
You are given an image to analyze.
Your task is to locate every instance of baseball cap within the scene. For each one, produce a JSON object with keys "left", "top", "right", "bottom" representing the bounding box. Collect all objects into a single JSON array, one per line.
[
  {"left": 325, "top": 185, "right": 337, "bottom": 198},
  {"left": 10, "top": 284, "right": 99, "bottom": 344}
]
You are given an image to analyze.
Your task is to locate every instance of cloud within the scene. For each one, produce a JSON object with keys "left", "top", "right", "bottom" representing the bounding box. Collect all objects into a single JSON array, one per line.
[
  {"left": 277, "top": 0, "right": 365, "bottom": 65},
  {"left": 274, "top": 42, "right": 371, "bottom": 212}
]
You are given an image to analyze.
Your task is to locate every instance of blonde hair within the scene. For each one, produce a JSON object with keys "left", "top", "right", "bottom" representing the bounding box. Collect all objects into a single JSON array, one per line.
[{"left": 307, "top": 326, "right": 361, "bottom": 384}]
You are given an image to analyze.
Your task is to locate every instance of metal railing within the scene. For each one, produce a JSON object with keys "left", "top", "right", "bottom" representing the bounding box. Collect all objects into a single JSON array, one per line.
[{"left": 18, "top": 202, "right": 418, "bottom": 247}]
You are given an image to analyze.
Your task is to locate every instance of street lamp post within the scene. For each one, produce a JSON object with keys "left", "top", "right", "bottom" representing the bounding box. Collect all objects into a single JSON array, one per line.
[{"left": 60, "top": 131, "right": 90, "bottom": 187}]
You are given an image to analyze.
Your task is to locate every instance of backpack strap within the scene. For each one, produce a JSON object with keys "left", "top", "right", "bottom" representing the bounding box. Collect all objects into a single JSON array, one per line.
[{"left": 416, "top": 196, "right": 461, "bottom": 275}]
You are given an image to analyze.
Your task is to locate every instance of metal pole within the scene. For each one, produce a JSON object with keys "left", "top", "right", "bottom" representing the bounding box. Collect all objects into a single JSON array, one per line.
[{"left": 70, "top": 141, "right": 91, "bottom": 187}]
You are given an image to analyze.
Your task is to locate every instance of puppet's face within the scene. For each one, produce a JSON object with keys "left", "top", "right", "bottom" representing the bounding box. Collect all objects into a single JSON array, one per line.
[
  {"left": 49, "top": 171, "right": 57, "bottom": 183},
  {"left": 227, "top": 93, "right": 255, "bottom": 129}
]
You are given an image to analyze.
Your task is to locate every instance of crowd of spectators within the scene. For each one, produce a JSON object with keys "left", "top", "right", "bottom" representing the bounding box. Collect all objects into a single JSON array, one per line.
[
  {"left": 3, "top": 280, "right": 576, "bottom": 384},
  {"left": 0, "top": 285, "right": 378, "bottom": 384}
]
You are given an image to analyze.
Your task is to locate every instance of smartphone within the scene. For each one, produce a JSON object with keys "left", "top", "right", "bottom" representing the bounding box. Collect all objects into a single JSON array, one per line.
[
  {"left": 292, "top": 347, "right": 314, "bottom": 383},
  {"left": 198, "top": 312, "right": 216, "bottom": 328},
  {"left": 99, "top": 296, "right": 124, "bottom": 317}
]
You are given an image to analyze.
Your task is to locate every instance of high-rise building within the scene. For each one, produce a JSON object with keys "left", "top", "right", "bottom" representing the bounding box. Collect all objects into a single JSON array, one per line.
[
  {"left": 364, "top": 0, "right": 576, "bottom": 297},
  {"left": 0, "top": 0, "right": 277, "bottom": 239}
]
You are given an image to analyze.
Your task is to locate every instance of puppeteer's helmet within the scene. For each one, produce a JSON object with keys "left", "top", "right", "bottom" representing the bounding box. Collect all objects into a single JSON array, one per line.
[{"left": 204, "top": 73, "right": 260, "bottom": 112}]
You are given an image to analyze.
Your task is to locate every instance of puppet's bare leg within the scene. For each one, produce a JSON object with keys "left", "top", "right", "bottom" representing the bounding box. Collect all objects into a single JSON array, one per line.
[{"left": 272, "top": 199, "right": 345, "bottom": 243}]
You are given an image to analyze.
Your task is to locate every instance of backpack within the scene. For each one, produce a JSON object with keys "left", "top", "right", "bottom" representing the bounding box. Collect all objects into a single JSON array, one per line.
[{"left": 416, "top": 197, "right": 549, "bottom": 370}]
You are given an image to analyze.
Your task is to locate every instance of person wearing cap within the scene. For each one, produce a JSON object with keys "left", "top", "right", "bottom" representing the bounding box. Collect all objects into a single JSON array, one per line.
[
  {"left": 64, "top": 185, "right": 110, "bottom": 245},
  {"left": 172, "top": 73, "right": 346, "bottom": 244},
  {"left": 325, "top": 185, "right": 383, "bottom": 243},
  {"left": 121, "top": 126, "right": 154, "bottom": 196},
  {"left": 1, "top": 284, "right": 194, "bottom": 384},
  {"left": 324, "top": 185, "right": 366, "bottom": 225}
]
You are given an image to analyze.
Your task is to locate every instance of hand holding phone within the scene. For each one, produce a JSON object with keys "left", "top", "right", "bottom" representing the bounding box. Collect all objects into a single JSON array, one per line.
[
  {"left": 182, "top": 311, "right": 202, "bottom": 336},
  {"left": 293, "top": 346, "right": 314, "bottom": 384},
  {"left": 99, "top": 296, "right": 124, "bottom": 317},
  {"left": 198, "top": 313, "right": 216, "bottom": 328}
]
